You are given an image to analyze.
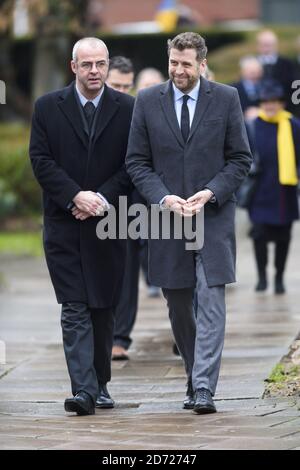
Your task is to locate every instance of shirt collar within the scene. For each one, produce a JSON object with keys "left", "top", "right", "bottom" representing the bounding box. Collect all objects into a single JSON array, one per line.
[
  {"left": 75, "top": 84, "right": 104, "bottom": 108},
  {"left": 242, "top": 79, "right": 257, "bottom": 89},
  {"left": 172, "top": 79, "right": 200, "bottom": 102},
  {"left": 258, "top": 54, "right": 278, "bottom": 65}
]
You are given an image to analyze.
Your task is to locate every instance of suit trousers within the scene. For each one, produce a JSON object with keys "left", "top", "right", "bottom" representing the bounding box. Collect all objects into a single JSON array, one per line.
[
  {"left": 162, "top": 253, "right": 226, "bottom": 396},
  {"left": 61, "top": 302, "right": 115, "bottom": 401},
  {"left": 113, "top": 237, "right": 140, "bottom": 349}
]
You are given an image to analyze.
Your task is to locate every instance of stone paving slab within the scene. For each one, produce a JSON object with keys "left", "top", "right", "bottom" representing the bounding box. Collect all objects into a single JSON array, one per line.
[{"left": 1, "top": 216, "right": 300, "bottom": 449}]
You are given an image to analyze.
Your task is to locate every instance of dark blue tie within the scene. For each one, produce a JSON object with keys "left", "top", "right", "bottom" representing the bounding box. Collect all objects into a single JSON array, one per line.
[
  {"left": 181, "top": 95, "right": 190, "bottom": 143},
  {"left": 84, "top": 101, "right": 95, "bottom": 130}
]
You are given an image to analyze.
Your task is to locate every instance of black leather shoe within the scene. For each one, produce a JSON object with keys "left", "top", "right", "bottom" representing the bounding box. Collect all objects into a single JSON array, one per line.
[
  {"left": 183, "top": 379, "right": 194, "bottom": 409},
  {"left": 96, "top": 384, "right": 115, "bottom": 409},
  {"left": 193, "top": 388, "right": 216, "bottom": 414},
  {"left": 64, "top": 391, "right": 95, "bottom": 416}
]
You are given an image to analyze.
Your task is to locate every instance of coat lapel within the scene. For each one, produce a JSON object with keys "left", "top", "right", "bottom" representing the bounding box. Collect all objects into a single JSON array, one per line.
[
  {"left": 92, "top": 85, "right": 120, "bottom": 144},
  {"left": 57, "top": 82, "right": 88, "bottom": 148},
  {"left": 159, "top": 81, "right": 185, "bottom": 147},
  {"left": 188, "top": 76, "right": 212, "bottom": 142}
]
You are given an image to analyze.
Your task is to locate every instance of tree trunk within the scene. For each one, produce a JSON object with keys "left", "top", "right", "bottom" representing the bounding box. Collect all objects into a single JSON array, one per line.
[{"left": 32, "top": 35, "right": 69, "bottom": 103}]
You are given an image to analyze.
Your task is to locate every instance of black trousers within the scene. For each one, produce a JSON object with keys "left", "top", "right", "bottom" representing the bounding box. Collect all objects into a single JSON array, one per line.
[
  {"left": 61, "top": 302, "right": 115, "bottom": 402},
  {"left": 254, "top": 239, "right": 290, "bottom": 277},
  {"left": 113, "top": 237, "right": 140, "bottom": 349},
  {"left": 251, "top": 223, "right": 292, "bottom": 278}
]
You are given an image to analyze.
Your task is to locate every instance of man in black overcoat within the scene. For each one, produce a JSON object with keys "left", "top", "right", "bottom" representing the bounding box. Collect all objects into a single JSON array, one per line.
[{"left": 29, "top": 37, "right": 134, "bottom": 415}]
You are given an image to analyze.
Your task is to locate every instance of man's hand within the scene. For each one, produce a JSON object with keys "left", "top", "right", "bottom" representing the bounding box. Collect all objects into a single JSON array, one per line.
[
  {"left": 244, "top": 106, "right": 259, "bottom": 120},
  {"left": 71, "top": 207, "right": 92, "bottom": 221},
  {"left": 186, "top": 189, "right": 213, "bottom": 214},
  {"left": 163, "top": 195, "right": 189, "bottom": 216},
  {"left": 73, "top": 191, "right": 104, "bottom": 216}
]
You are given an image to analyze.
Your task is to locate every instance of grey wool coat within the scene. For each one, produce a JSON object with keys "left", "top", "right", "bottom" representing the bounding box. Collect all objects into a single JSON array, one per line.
[{"left": 125, "top": 77, "right": 252, "bottom": 289}]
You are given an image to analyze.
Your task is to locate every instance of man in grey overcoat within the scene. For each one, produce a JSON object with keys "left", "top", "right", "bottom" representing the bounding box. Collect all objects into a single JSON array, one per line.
[{"left": 126, "top": 32, "right": 252, "bottom": 414}]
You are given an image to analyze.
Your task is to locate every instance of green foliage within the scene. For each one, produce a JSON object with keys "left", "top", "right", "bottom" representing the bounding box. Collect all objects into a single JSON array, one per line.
[
  {"left": 267, "top": 362, "right": 300, "bottom": 384},
  {"left": 0, "top": 124, "right": 42, "bottom": 220},
  {"left": 0, "top": 231, "right": 43, "bottom": 257},
  {"left": 267, "top": 363, "right": 286, "bottom": 383}
]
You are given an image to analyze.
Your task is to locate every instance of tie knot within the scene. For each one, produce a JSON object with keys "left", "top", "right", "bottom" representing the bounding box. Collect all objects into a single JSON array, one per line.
[
  {"left": 84, "top": 101, "right": 95, "bottom": 113},
  {"left": 182, "top": 95, "right": 190, "bottom": 104}
]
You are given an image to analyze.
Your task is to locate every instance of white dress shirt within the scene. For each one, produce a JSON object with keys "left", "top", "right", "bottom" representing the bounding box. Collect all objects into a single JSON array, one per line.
[
  {"left": 172, "top": 79, "right": 200, "bottom": 128},
  {"left": 257, "top": 54, "right": 278, "bottom": 66},
  {"left": 75, "top": 85, "right": 104, "bottom": 108}
]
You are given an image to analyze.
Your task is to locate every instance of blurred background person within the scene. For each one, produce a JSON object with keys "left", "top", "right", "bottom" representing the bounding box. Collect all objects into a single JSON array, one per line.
[
  {"left": 109, "top": 60, "right": 164, "bottom": 361},
  {"left": 232, "top": 56, "right": 263, "bottom": 120},
  {"left": 294, "top": 35, "right": 300, "bottom": 75},
  {"left": 295, "top": 35, "right": 300, "bottom": 69},
  {"left": 135, "top": 67, "right": 165, "bottom": 300},
  {"left": 256, "top": 30, "right": 295, "bottom": 113},
  {"left": 202, "top": 64, "right": 215, "bottom": 81},
  {"left": 106, "top": 56, "right": 134, "bottom": 94},
  {"left": 247, "top": 80, "right": 300, "bottom": 294},
  {"left": 293, "top": 35, "right": 300, "bottom": 117},
  {"left": 135, "top": 67, "right": 165, "bottom": 91},
  {"left": 107, "top": 55, "right": 137, "bottom": 361}
]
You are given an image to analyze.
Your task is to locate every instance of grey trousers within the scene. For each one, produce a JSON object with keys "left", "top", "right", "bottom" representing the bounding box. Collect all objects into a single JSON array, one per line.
[
  {"left": 61, "top": 302, "right": 115, "bottom": 402},
  {"left": 162, "top": 253, "right": 226, "bottom": 396}
]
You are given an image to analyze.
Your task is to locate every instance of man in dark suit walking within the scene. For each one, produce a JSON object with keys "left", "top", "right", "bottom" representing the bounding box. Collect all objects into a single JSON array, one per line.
[
  {"left": 256, "top": 30, "right": 295, "bottom": 113},
  {"left": 126, "top": 32, "right": 252, "bottom": 414},
  {"left": 231, "top": 56, "right": 263, "bottom": 119},
  {"left": 29, "top": 37, "right": 134, "bottom": 415}
]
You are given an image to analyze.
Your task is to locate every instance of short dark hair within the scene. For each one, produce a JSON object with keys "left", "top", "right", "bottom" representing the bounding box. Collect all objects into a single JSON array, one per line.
[
  {"left": 109, "top": 56, "right": 134, "bottom": 74},
  {"left": 167, "top": 32, "right": 207, "bottom": 62}
]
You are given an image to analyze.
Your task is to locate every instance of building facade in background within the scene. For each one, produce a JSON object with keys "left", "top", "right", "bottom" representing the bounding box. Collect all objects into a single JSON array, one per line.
[{"left": 98, "top": 0, "right": 259, "bottom": 30}]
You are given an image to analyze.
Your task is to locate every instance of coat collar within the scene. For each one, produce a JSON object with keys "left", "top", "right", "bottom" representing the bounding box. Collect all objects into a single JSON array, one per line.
[
  {"left": 159, "top": 77, "right": 213, "bottom": 146},
  {"left": 159, "top": 80, "right": 184, "bottom": 147},
  {"left": 57, "top": 82, "right": 120, "bottom": 148},
  {"left": 57, "top": 82, "right": 87, "bottom": 147},
  {"left": 189, "top": 76, "right": 212, "bottom": 142}
]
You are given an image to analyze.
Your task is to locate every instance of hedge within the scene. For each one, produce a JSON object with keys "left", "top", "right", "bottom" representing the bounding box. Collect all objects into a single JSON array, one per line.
[{"left": 0, "top": 124, "right": 41, "bottom": 219}]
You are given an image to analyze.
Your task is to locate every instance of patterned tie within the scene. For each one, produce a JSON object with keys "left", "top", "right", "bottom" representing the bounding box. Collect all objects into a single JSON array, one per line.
[
  {"left": 181, "top": 95, "right": 190, "bottom": 143},
  {"left": 84, "top": 101, "right": 95, "bottom": 130}
]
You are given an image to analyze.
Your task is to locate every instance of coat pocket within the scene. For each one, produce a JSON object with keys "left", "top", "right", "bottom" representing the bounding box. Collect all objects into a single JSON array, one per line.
[{"left": 203, "top": 118, "right": 223, "bottom": 126}]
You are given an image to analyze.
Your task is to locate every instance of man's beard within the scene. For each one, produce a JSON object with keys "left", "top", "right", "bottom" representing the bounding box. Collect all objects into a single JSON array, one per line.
[{"left": 170, "top": 73, "right": 198, "bottom": 93}]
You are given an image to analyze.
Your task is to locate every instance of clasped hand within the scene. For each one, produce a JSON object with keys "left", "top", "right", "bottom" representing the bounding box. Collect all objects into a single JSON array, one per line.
[
  {"left": 71, "top": 191, "right": 105, "bottom": 221},
  {"left": 163, "top": 190, "right": 213, "bottom": 217}
]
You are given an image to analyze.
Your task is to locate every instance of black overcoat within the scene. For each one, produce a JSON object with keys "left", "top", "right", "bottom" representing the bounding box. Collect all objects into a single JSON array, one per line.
[{"left": 30, "top": 82, "right": 134, "bottom": 308}]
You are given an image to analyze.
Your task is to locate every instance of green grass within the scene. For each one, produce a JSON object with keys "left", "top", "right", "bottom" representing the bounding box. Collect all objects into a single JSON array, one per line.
[
  {"left": 267, "top": 363, "right": 286, "bottom": 383},
  {"left": 0, "top": 123, "right": 30, "bottom": 150},
  {"left": 267, "top": 363, "right": 300, "bottom": 384},
  {"left": 0, "top": 232, "right": 43, "bottom": 257}
]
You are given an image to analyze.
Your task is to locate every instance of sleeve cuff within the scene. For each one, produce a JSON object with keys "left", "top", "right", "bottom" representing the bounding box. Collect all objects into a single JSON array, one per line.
[
  {"left": 159, "top": 195, "right": 170, "bottom": 209},
  {"left": 204, "top": 188, "right": 217, "bottom": 204},
  {"left": 97, "top": 192, "right": 110, "bottom": 210}
]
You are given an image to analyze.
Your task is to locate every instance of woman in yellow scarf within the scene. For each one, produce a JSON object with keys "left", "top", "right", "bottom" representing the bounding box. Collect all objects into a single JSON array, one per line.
[{"left": 247, "top": 79, "right": 300, "bottom": 294}]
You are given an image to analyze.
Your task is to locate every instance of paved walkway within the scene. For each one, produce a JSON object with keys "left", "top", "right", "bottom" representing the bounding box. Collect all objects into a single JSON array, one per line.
[{"left": 0, "top": 211, "right": 300, "bottom": 450}]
